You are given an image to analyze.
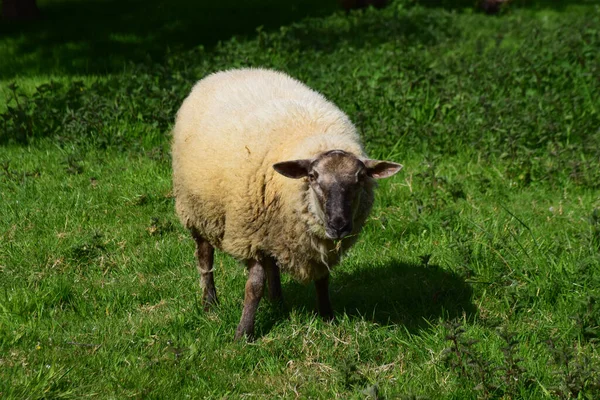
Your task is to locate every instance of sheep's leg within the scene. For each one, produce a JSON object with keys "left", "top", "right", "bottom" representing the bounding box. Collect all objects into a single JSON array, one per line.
[
  {"left": 235, "top": 259, "right": 265, "bottom": 340},
  {"left": 191, "top": 229, "right": 218, "bottom": 311},
  {"left": 315, "top": 274, "right": 334, "bottom": 320},
  {"left": 263, "top": 256, "right": 283, "bottom": 303}
]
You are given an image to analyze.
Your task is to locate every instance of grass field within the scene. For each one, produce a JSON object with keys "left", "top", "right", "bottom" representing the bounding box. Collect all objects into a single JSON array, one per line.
[{"left": 1, "top": 0, "right": 600, "bottom": 398}]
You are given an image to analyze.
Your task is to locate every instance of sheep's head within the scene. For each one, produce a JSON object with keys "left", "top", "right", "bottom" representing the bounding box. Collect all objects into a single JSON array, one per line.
[{"left": 273, "top": 150, "right": 402, "bottom": 240}]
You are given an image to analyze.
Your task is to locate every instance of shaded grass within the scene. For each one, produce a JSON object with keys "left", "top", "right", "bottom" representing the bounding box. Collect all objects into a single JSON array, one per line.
[
  {"left": 2, "top": 0, "right": 600, "bottom": 398},
  {"left": 0, "top": 0, "right": 339, "bottom": 79}
]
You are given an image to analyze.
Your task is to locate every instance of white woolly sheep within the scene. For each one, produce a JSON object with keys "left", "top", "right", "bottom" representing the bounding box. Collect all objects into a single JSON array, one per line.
[{"left": 172, "top": 68, "right": 402, "bottom": 339}]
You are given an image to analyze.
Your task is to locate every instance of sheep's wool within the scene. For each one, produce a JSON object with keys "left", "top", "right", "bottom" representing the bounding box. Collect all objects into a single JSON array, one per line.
[{"left": 172, "top": 69, "right": 374, "bottom": 283}]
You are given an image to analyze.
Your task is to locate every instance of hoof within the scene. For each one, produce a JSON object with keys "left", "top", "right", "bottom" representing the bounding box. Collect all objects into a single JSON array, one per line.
[
  {"left": 202, "top": 297, "right": 219, "bottom": 312},
  {"left": 234, "top": 324, "right": 255, "bottom": 341},
  {"left": 321, "top": 311, "right": 335, "bottom": 322}
]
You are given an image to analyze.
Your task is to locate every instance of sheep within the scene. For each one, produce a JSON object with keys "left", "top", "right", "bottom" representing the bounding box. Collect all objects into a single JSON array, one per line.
[{"left": 172, "top": 68, "right": 402, "bottom": 340}]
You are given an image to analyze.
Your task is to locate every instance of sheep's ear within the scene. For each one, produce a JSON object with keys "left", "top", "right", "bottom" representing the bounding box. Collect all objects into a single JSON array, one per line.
[
  {"left": 273, "top": 159, "right": 312, "bottom": 179},
  {"left": 363, "top": 160, "right": 403, "bottom": 179}
]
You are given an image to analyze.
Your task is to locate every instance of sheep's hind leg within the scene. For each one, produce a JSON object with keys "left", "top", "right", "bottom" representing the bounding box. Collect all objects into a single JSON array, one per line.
[
  {"left": 235, "top": 259, "right": 266, "bottom": 340},
  {"left": 315, "top": 274, "right": 334, "bottom": 321},
  {"left": 263, "top": 256, "right": 283, "bottom": 303},
  {"left": 191, "top": 229, "right": 218, "bottom": 311}
]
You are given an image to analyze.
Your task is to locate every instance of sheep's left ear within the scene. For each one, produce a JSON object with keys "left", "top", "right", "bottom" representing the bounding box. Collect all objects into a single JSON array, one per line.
[
  {"left": 363, "top": 160, "right": 403, "bottom": 179},
  {"left": 273, "top": 159, "right": 312, "bottom": 179}
]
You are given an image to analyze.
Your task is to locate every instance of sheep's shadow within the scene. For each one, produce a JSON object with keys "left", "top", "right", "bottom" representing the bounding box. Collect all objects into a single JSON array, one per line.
[{"left": 264, "top": 258, "right": 474, "bottom": 334}]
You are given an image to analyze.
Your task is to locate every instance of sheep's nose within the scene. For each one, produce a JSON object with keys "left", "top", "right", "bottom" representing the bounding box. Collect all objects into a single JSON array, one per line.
[{"left": 327, "top": 218, "right": 353, "bottom": 239}]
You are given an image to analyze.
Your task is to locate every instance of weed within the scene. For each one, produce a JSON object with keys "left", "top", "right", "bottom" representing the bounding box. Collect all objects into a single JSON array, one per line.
[
  {"left": 443, "top": 320, "right": 499, "bottom": 398},
  {"left": 443, "top": 321, "right": 538, "bottom": 398},
  {"left": 546, "top": 339, "right": 600, "bottom": 398},
  {"left": 147, "top": 217, "right": 175, "bottom": 237}
]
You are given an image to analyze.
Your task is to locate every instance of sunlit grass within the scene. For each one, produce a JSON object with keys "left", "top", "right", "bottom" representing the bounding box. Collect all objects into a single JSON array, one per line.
[{"left": 1, "top": 0, "right": 600, "bottom": 398}]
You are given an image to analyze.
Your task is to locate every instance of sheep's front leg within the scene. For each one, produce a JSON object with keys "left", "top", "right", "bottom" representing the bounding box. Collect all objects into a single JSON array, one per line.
[
  {"left": 315, "top": 274, "right": 334, "bottom": 320},
  {"left": 263, "top": 256, "right": 283, "bottom": 303},
  {"left": 235, "top": 259, "right": 266, "bottom": 340},
  {"left": 191, "top": 229, "right": 218, "bottom": 311}
]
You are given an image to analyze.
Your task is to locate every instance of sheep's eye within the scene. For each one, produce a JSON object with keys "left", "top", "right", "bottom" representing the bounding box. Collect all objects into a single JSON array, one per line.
[{"left": 308, "top": 172, "right": 318, "bottom": 182}]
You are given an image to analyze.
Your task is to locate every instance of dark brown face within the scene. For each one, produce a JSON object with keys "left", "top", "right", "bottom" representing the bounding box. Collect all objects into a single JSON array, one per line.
[
  {"left": 307, "top": 151, "right": 365, "bottom": 239},
  {"left": 273, "top": 149, "right": 403, "bottom": 240}
]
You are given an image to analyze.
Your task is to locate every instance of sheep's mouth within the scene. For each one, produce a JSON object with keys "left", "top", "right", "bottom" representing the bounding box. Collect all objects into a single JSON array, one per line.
[{"left": 325, "top": 226, "right": 353, "bottom": 240}]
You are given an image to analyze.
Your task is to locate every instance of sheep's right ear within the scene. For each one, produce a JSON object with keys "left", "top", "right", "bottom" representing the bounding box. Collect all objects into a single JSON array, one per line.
[{"left": 273, "top": 160, "right": 311, "bottom": 179}]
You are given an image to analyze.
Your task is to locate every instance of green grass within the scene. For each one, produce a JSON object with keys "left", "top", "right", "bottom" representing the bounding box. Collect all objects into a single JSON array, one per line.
[
  {"left": 0, "top": 0, "right": 339, "bottom": 107},
  {"left": 2, "top": 0, "right": 600, "bottom": 398}
]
